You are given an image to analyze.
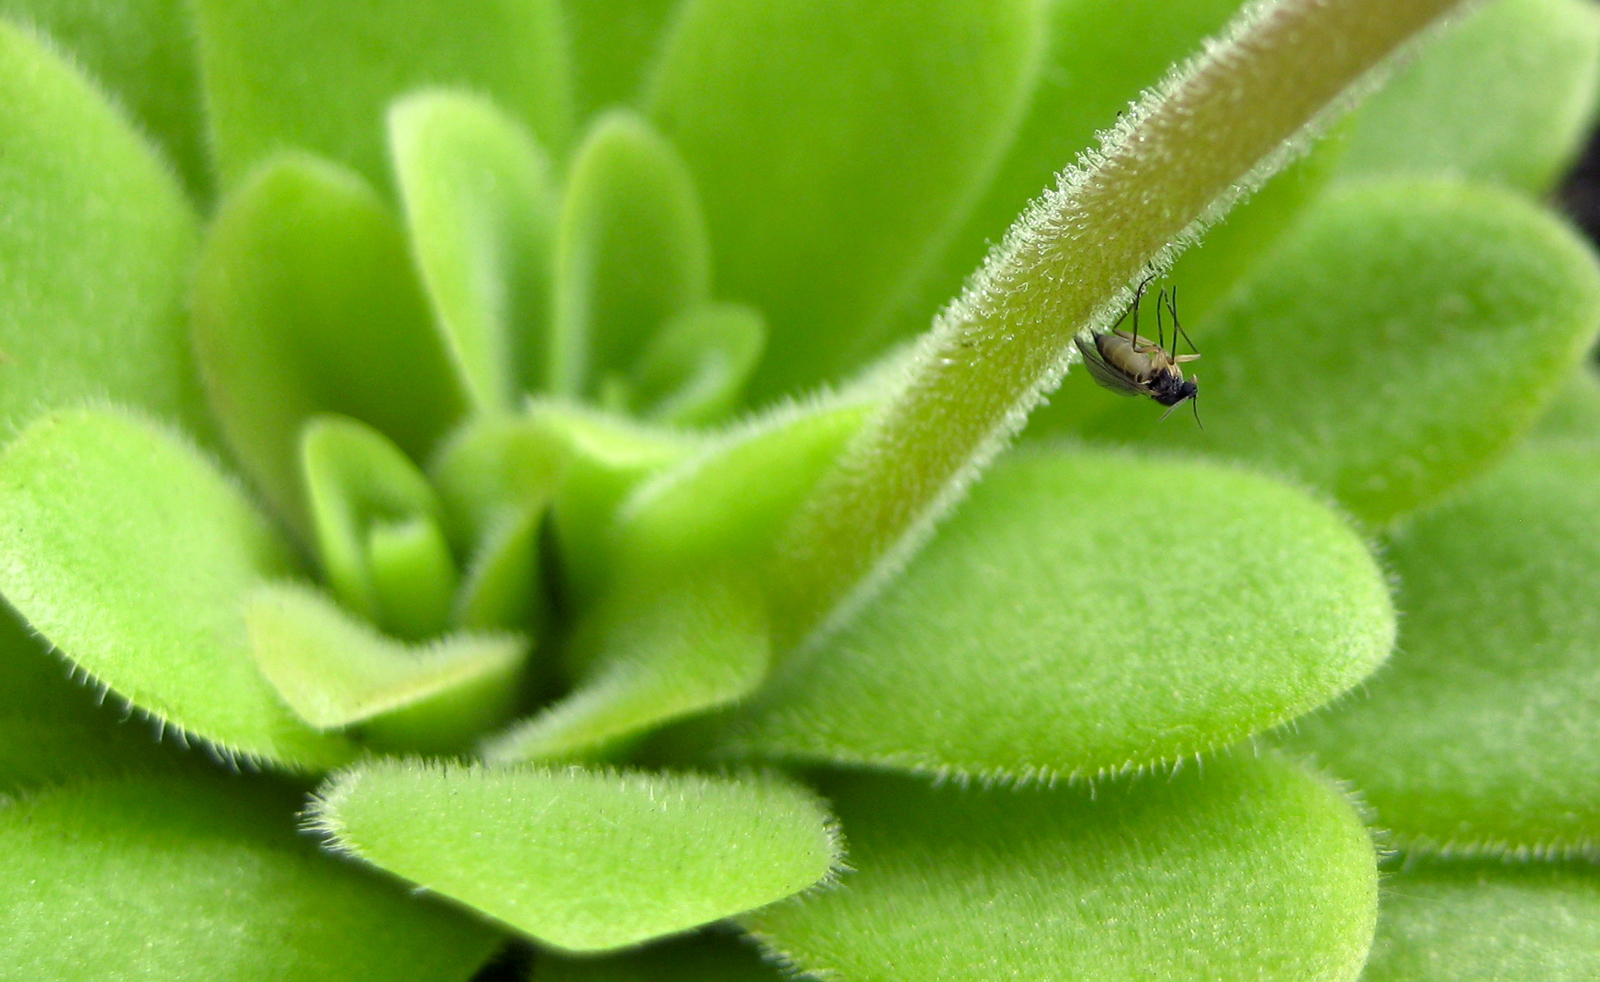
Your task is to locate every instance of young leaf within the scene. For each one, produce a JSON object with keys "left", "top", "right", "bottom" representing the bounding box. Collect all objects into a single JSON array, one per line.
[
  {"left": 1533, "top": 363, "right": 1600, "bottom": 440},
  {"left": 389, "top": 90, "right": 560, "bottom": 411},
  {"left": 646, "top": 0, "right": 1047, "bottom": 396},
  {"left": 551, "top": 110, "right": 711, "bottom": 400},
  {"left": 745, "top": 754, "right": 1377, "bottom": 982},
  {"left": 301, "top": 415, "right": 457, "bottom": 639},
  {"left": 1095, "top": 179, "right": 1600, "bottom": 525},
  {"left": 191, "top": 153, "right": 467, "bottom": 543},
  {"left": 0, "top": 19, "right": 209, "bottom": 439},
  {"left": 562, "top": 0, "right": 679, "bottom": 118},
  {"left": 194, "top": 0, "right": 572, "bottom": 187},
  {"left": 246, "top": 583, "right": 526, "bottom": 754},
  {"left": 719, "top": 447, "right": 1393, "bottom": 782},
  {"left": 311, "top": 761, "right": 842, "bottom": 953},
  {"left": 631, "top": 302, "right": 767, "bottom": 426},
  {"left": 1363, "top": 862, "right": 1600, "bottom": 982},
  {"left": 0, "top": 408, "right": 355, "bottom": 771},
  {"left": 0, "top": 773, "right": 503, "bottom": 981},
  {"left": 490, "top": 401, "right": 870, "bottom": 762},
  {"left": 1285, "top": 440, "right": 1600, "bottom": 856},
  {"left": 0, "top": 0, "right": 213, "bottom": 199},
  {"left": 1336, "top": 0, "right": 1600, "bottom": 194}
]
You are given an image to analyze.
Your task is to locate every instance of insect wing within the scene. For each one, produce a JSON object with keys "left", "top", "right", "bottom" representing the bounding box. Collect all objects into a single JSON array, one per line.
[{"left": 1074, "top": 335, "right": 1147, "bottom": 397}]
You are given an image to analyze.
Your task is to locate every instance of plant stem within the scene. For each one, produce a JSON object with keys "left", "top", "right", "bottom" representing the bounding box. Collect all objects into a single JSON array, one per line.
[{"left": 772, "top": 0, "right": 1468, "bottom": 647}]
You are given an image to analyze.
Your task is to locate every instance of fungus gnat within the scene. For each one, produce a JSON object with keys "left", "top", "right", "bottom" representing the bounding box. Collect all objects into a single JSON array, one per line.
[{"left": 1074, "top": 279, "right": 1203, "bottom": 427}]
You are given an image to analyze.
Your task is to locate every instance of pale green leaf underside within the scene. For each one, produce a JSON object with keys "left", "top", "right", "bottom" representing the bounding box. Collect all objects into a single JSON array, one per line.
[
  {"left": 0, "top": 773, "right": 501, "bottom": 982},
  {"left": 1098, "top": 179, "right": 1600, "bottom": 525},
  {"left": 0, "top": 19, "right": 209, "bottom": 439},
  {"left": 1286, "top": 440, "right": 1600, "bottom": 855},
  {"left": 312, "top": 761, "right": 841, "bottom": 953},
  {"left": 534, "top": 933, "right": 784, "bottom": 982},
  {"left": 194, "top": 0, "right": 571, "bottom": 187},
  {"left": 190, "top": 153, "right": 466, "bottom": 544},
  {"left": 0, "top": 408, "right": 353, "bottom": 770},
  {"left": 247, "top": 583, "right": 525, "bottom": 752},
  {"left": 721, "top": 447, "right": 1392, "bottom": 782},
  {"left": 389, "top": 89, "right": 558, "bottom": 410},
  {"left": 647, "top": 0, "right": 1047, "bottom": 396},
  {"left": 1336, "top": 0, "right": 1600, "bottom": 193},
  {"left": 1363, "top": 862, "right": 1600, "bottom": 981},
  {"left": 746, "top": 754, "right": 1376, "bottom": 982}
]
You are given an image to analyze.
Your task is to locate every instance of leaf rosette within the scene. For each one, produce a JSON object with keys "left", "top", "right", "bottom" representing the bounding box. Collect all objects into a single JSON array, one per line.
[{"left": 1, "top": 0, "right": 1598, "bottom": 978}]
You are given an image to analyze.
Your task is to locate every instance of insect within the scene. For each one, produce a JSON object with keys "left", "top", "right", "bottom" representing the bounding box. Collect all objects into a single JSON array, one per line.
[{"left": 1074, "top": 278, "right": 1203, "bottom": 426}]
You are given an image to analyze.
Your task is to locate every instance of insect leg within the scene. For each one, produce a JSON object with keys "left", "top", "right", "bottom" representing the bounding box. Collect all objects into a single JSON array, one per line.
[{"left": 1169, "top": 286, "right": 1200, "bottom": 356}]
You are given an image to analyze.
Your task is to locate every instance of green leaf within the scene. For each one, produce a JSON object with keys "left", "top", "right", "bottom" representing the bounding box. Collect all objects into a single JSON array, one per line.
[
  {"left": 532, "top": 402, "right": 701, "bottom": 607},
  {"left": 562, "top": 0, "right": 676, "bottom": 117},
  {"left": 1363, "top": 862, "right": 1600, "bottom": 982},
  {"left": 631, "top": 302, "right": 767, "bottom": 426},
  {"left": 191, "top": 153, "right": 467, "bottom": 543},
  {"left": 246, "top": 583, "right": 526, "bottom": 754},
  {"left": 486, "top": 400, "right": 872, "bottom": 763},
  {"left": 1337, "top": 0, "right": 1600, "bottom": 193},
  {"left": 0, "top": 408, "right": 354, "bottom": 771},
  {"left": 646, "top": 0, "right": 1047, "bottom": 396},
  {"left": 745, "top": 754, "right": 1376, "bottom": 982},
  {"left": 1534, "top": 363, "right": 1600, "bottom": 441},
  {"left": 301, "top": 415, "right": 457, "bottom": 639},
  {"left": 718, "top": 446, "right": 1391, "bottom": 781},
  {"left": 194, "top": 0, "right": 572, "bottom": 187},
  {"left": 534, "top": 933, "right": 785, "bottom": 982},
  {"left": 483, "top": 573, "right": 768, "bottom": 764},
  {"left": 552, "top": 110, "right": 711, "bottom": 400},
  {"left": 389, "top": 90, "right": 559, "bottom": 411},
  {"left": 0, "top": 0, "right": 212, "bottom": 200},
  {"left": 1097, "top": 179, "right": 1600, "bottom": 525},
  {"left": 311, "top": 761, "right": 842, "bottom": 953},
  {"left": 1284, "top": 440, "right": 1600, "bottom": 856},
  {"left": 0, "top": 605, "right": 192, "bottom": 791},
  {"left": 0, "top": 19, "right": 209, "bottom": 438},
  {"left": 0, "top": 772, "right": 502, "bottom": 981}
]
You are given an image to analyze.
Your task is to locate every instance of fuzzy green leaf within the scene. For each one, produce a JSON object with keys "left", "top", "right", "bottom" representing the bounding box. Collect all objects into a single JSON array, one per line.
[
  {"left": 0, "top": 408, "right": 354, "bottom": 770},
  {"left": 191, "top": 154, "right": 467, "bottom": 542},
  {"left": 631, "top": 302, "right": 767, "bottom": 426},
  {"left": 247, "top": 583, "right": 526, "bottom": 754},
  {"left": 534, "top": 933, "right": 784, "bottom": 982},
  {"left": 1097, "top": 180, "right": 1600, "bottom": 525},
  {"left": 194, "top": 0, "right": 571, "bottom": 187},
  {"left": 647, "top": 0, "right": 1046, "bottom": 396},
  {"left": 1362, "top": 862, "right": 1600, "bottom": 981},
  {"left": 0, "top": 19, "right": 209, "bottom": 438},
  {"left": 0, "top": 773, "right": 502, "bottom": 981},
  {"left": 487, "top": 401, "right": 871, "bottom": 762},
  {"left": 301, "top": 415, "right": 456, "bottom": 639},
  {"left": 552, "top": 110, "right": 711, "bottom": 400},
  {"left": 1337, "top": 0, "right": 1600, "bottom": 193},
  {"left": 746, "top": 754, "right": 1376, "bottom": 982},
  {"left": 312, "top": 761, "right": 842, "bottom": 953},
  {"left": 1286, "top": 440, "right": 1600, "bottom": 856},
  {"left": 0, "top": 0, "right": 212, "bottom": 199},
  {"left": 390, "top": 90, "right": 558, "bottom": 411},
  {"left": 719, "top": 447, "right": 1391, "bottom": 781}
]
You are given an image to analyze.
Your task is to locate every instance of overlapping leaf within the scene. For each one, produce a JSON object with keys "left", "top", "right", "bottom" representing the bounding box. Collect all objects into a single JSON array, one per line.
[{"left": 312, "top": 761, "right": 841, "bottom": 953}]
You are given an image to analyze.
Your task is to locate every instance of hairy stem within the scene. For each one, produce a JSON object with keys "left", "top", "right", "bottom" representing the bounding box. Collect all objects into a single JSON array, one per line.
[{"left": 773, "top": 0, "right": 1469, "bottom": 646}]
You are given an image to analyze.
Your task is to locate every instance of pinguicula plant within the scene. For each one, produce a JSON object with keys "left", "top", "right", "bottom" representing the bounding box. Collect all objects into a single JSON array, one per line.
[{"left": 3, "top": 0, "right": 1600, "bottom": 977}]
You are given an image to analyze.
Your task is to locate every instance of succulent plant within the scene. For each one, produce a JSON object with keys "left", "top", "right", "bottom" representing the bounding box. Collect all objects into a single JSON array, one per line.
[{"left": 2, "top": 0, "right": 1598, "bottom": 979}]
